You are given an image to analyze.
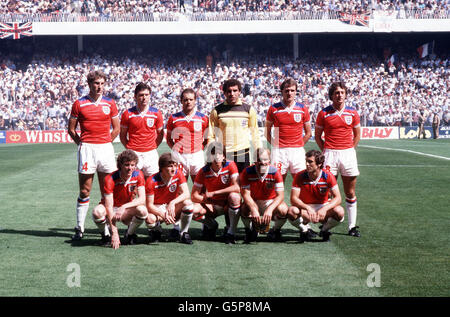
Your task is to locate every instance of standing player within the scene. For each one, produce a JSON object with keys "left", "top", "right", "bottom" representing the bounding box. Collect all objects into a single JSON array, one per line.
[
  {"left": 91, "top": 150, "right": 148, "bottom": 249},
  {"left": 120, "top": 82, "right": 164, "bottom": 177},
  {"left": 314, "top": 82, "right": 361, "bottom": 237},
  {"left": 145, "top": 153, "right": 194, "bottom": 244},
  {"left": 191, "top": 142, "right": 241, "bottom": 244},
  {"left": 288, "top": 150, "right": 345, "bottom": 242},
  {"left": 166, "top": 88, "right": 208, "bottom": 181},
  {"left": 265, "top": 78, "right": 312, "bottom": 181},
  {"left": 68, "top": 70, "right": 120, "bottom": 241},
  {"left": 208, "top": 78, "right": 262, "bottom": 234},
  {"left": 240, "top": 148, "right": 288, "bottom": 243},
  {"left": 208, "top": 78, "right": 261, "bottom": 172}
]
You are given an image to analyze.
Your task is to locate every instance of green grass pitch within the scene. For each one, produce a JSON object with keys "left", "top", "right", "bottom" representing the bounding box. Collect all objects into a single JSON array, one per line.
[{"left": 0, "top": 139, "right": 449, "bottom": 297}]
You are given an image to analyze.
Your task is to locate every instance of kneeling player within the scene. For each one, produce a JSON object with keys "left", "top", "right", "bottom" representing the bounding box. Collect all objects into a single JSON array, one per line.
[
  {"left": 240, "top": 148, "right": 288, "bottom": 243},
  {"left": 191, "top": 142, "right": 241, "bottom": 244},
  {"left": 288, "top": 150, "right": 344, "bottom": 242},
  {"left": 145, "top": 153, "right": 194, "bottom": 244},
  {"left": 92, "top": 150, "right": 148, "bottom": 249}
]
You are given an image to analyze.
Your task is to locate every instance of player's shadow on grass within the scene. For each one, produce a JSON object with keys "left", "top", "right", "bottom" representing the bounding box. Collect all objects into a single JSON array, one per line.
[{"left": 0, "top": 228, "right": 71, "bottom": 238}]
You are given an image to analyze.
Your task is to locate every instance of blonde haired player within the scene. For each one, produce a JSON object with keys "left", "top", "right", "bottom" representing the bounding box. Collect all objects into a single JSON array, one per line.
[{"left": 91, "top": 150, "right": 148, "bottom": 249}]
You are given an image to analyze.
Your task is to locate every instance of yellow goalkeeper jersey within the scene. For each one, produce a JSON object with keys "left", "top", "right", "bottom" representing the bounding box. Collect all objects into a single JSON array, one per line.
[{"left": 208, "top": 100, "right": 261, "bottom": 153}]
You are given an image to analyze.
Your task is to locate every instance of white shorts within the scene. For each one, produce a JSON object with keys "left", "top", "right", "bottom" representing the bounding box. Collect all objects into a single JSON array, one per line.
[
  {"left": 307, "top": 203, "right": 329, "bottom": 212},
  {"left": 171, "top": 150, "right": 205, "bottom": 177},
  {"left": 77, "top": 142, "right": 116, "bottom": 174},
  {"left": 255, "top": 199, "right": 274, "bottom": 216},
  {"left": 271, "top": 147, "right": 306, "bottom": 175},
  {"left": 323, "top": 148, "right": 360, "bottom": 177},
  {"left": 133, "top": 149, "right": 159, "bottom": 176},
  {"left": 155, "top": 204, "right": 167, "bottom": 214}
]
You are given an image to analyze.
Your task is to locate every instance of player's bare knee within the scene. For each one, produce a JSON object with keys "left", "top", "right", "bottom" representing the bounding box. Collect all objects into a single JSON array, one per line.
[
  {"left": 135, "top": 205, "right": 148, "bottom": 219},
  {"left": 228, "top": 192, "right": 241, "bottom": 207},
  {"left": 182, "top": 199, "right": 193, "bottom": 208},
  {"left": 287, "top": 206, "right": 299, "bottom": 220},
  {"left": 146, "top": 213, "right": 157, "bottom": 225},
  {"left": 92, "top": 205, "right": 106, "bottom": 220},
  {"left": 277, "top": 202, "right": 289, "bottom": 217},
  {"left": 334, "top": 205, "right": 345, "bottom": 221}
]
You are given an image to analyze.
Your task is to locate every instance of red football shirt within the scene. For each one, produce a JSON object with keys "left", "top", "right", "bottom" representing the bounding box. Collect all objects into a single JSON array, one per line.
[
  {"left": 240, "top": 165, "right": 284, "bottom": 201},
  {"left": 266, "top": 102, "right": 310, "bottom": 147},
  {"left": 120, "top": 106, "right": 164, "bottom": 152},
  {"left": 70, "top": 95, "right": 118, "bottom": 144},
  {"left": 292, "top": 169, "right": 338, "bottom": 204},
  {"left": 166, "top": 111, "right": 208, "bottom": 154},
  {"left": 145, "top": 169, "right": 187, "bottom": 205},
  {"left": 315, "top": 105, "right": 360, "bottom": 150},
  {"left": 103, "top": 170, "right": 145, "bottom": 207},
  {"left": 193, "top": 160, "right": 239, "bottom": 204}
]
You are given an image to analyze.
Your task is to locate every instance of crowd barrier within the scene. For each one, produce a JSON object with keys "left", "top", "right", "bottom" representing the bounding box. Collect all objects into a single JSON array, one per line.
[{"left": 1, "top": 126, "right": 448, "bottom": 144}]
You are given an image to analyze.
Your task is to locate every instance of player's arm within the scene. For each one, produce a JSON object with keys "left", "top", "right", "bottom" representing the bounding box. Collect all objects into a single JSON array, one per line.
[
  {"left": 67, "top": 117, "right": 80, "bottom": 145},
  {"left": 117, "top": 186, "right": 146, "bottom": 215},
  {"left": 353, "top": 125, "right": 361, "bottom": 148},
  {"left": 290, "top": 187, "right": 317, "bottom": 222},
  {"left": 317, "top": 185, "right": 342, "bottom": 222},
  {"left": 119, "top": 125, "right": 128, "bottom": 148},
  {"left": 314, "top": 125, "right": 324, "bottom": 151},
  {"left": 264, "top": 120, "right": 273, "bottom": 145},
  {"left": 262, "top": 188, "right": 284, "bottom": 226},
  {"left": 207, "top": 174, "right": 240, "bottom": 201},
  {"left": 191, "top": 183, "right": 207, "bottom": 204},
  {"left": 166, "top": 128, "right": 174, "bottom": 149},
  {"left": 110, "top": 116, "right": 120, "bottom": 142},
  {"left": 104, "top": 193, "right": 120, "bottom": 249},
  {"left": 171, "top": 182, "right": 190, "bottom": 206},
  {"left": 249, "top": 107, "right": 262, "bottom": 150},
  {"left": 207, "top": 110, "right": 217, "bottom": 145},
  {"left": 202, "top": 119, "right": 209, "bottom": 148},
  {"left": 303, "top": 121, "right": 312, "bottom": 145},
  {"left": 145, "top": 194, "right": 168, "bottom": 223},
  {"left": 241, "top": 186, "right": 260, "bottom": 224},
  {"left": 155, "top": 127, "right": 164, "bottom": 147}
]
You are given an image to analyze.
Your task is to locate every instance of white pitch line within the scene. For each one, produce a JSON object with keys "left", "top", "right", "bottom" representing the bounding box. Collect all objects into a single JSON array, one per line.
[
  {"left": 359, "top": 164, "right": 441, "bottom": 167},
  {"left": 359, "top": 145, "right": 450, "bottom": 161}
]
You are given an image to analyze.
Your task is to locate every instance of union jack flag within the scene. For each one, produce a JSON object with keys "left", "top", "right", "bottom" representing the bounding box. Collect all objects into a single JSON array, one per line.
[
  {"left": 0, "top": 22, "right": 33, "bottom": 40},
  {"left": 338, "top": 12, "right": 370, "bottom": 28}
]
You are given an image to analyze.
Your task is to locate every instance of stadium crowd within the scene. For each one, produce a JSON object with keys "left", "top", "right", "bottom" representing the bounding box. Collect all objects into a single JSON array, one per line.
[
  {"left": 1, "top": 0, "right": 448, "bottom": 16},
  {"left": 0, "top": 44, "right": 448, "bottom": 131}
]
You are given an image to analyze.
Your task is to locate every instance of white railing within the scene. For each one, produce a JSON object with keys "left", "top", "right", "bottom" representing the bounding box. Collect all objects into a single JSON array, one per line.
[{"left": 0, "top": 9, "right": 448, "bottom": 23}]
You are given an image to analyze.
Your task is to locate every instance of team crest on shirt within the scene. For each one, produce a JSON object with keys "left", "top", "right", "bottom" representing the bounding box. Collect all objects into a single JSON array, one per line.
[
  {"left": 294, "top": 113, "right": 302, "bottom": 122},
  {"left": 344, "top": 116, "right": 352, "bottom": 125},
  {"left": 221, "top": 174, "right": 229, "bottom": 184},
  {"left": 168, "top": 183, "right": 177, "bottom": 193},
  {"left": 147, "top": 118, "right": 155, "bottom": 128},
  {"left": 193, "top": 122, "right": 202, "bottom": 132},
  {"left": 102, "top": 106, "right": 110, "bottom": 115},
  {"left": 319, "top": 186, "right": 328, "bottom": 194},
  {"left": 266, "top": 181, "right": 274, "bottom": 189},
  {"left": 241, "top": 119, "right": 248, "bottom": 127}
]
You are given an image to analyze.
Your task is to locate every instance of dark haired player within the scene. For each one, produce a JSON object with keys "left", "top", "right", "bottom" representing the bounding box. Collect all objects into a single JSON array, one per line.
[
  {"left": 120, "top": 82, "right": 164, "bottom": 177},
  {"left": 145, "top": 153, "right": 194, "bottom": 244},
  {"left": 315, "top": 82, "right": 361, "bottom": 237},
  {"left": 288, "top": 150, "right": 345, "bottom": 242},
  {"left": 191, "top": 142, "right": 241, "bottom": 244}
]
